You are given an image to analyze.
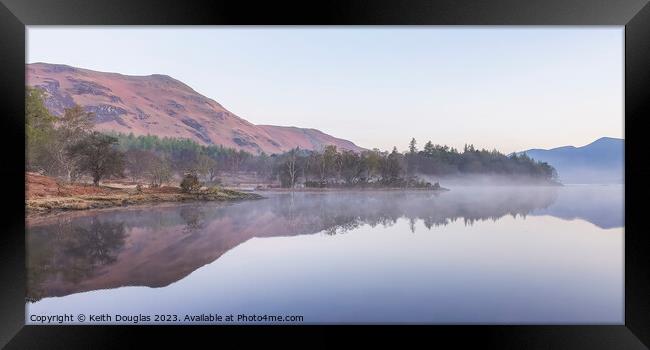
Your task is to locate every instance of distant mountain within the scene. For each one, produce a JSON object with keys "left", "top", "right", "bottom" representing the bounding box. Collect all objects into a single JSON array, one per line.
[
  {"left": 26, "top": 62, "right": 364, "bottom": 154},
  {"left": 520, "top": 137, "right": 624, "bottom": 184}
]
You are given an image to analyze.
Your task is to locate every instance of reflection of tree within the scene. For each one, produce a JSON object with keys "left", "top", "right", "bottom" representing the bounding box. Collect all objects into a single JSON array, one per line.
[
  {"left": 266, "top": 189, "right": 559, "bottom": 236},
  {"left": 324, "top": 216, "right": 361, "bottom": 235},
  {"left": 62, "top": 219, "right": 126, "bottom": 282},
  {"left": 27, "top": 219, "right": 126, "bottom": 301},
  {"left": 179, "top": 206, "right": 206, "bottom": 232}
]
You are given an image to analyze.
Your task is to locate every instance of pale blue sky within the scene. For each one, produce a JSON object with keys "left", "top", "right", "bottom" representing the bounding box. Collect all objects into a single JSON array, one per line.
[{"left": 27, "top": 27, "right": 623, "bottom": 153}]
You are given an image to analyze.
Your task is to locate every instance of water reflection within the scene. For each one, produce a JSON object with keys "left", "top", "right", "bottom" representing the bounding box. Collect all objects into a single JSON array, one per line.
[
  {"left": 27, "top": 219, "right": 126, "bottom": 302},
  {"left": 530, "top": 185, "right": 623, "bottom": 229},
  {"left": 26, "top": 186, "right": 621, "bottom": 301},
  {"left": 179, "top": 206, "right": 206, "bottom": 232},
  {"left": 266, "top": 187, "right": 559, "bottom": 235}
]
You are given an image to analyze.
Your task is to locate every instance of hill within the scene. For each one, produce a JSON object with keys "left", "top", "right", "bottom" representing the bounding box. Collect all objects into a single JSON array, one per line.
[
  {"left": 520, "top": 137, "right": 623, "bottom": 184},
  {"left": 26, "top": 62, "right": 364, "bottom": 154}
]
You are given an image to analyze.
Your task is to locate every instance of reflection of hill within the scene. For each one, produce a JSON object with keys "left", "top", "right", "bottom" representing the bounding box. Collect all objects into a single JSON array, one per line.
[
  {"left": 27, "top": 188, "right": 561, "bottom": 300},
  {"left": 530, "top": 185, "right": 623, "bottom": 229}
]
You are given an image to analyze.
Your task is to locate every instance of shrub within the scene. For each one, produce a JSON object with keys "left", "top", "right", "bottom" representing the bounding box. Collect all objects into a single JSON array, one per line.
[
  {"left": 180, "top": 173, "right": 202, "bottom": 193},
  {"left": 204, "top": 185, "right": 224, "bottom": 194}
]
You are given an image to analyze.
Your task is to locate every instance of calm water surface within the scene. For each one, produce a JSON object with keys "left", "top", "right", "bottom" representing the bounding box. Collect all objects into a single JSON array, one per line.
[{"left": 26, "top": 185, "right": 623, "bottom": 324}]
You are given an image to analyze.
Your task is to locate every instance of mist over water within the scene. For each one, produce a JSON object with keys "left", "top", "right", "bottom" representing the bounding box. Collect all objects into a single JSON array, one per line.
[
  {"left": 419, "top": 174, "right": 561, "bottom": 187},
  {"left": 26, "top": 185, "right": 623, "bottom": 324}
]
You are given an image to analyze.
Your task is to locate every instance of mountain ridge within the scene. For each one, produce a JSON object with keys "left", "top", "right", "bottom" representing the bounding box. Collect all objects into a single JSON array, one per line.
[
  {"left": 26, "top": 62, "right": 364, "bottom": 154},
  {"left": 524, "top": 137, "right": 620, "bottom": 152},
  {"left": 520, "top": 137, "right": 623, "bottom": 184}
]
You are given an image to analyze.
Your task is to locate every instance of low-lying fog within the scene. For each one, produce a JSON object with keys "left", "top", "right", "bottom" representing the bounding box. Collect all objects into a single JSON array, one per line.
[
  {"left": 27, "top": 183, "right": 623, "bottom": 302},
  {"left": 419, "top": 173, "right": 558, "bottom": 186}
]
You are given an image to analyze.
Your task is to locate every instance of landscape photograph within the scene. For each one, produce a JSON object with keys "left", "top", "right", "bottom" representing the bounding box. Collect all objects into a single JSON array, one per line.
[{"left": 24, "top": 27, "right": 624, "bottom": 324}]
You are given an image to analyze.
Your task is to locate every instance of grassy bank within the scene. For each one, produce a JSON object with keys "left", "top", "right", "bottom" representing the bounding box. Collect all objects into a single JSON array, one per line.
[
  {"left": 27, "top": 189, "right": 263, "bottom": 215},
  {"left": 26, "top": 173, "right": 263, "bottom": 217}
]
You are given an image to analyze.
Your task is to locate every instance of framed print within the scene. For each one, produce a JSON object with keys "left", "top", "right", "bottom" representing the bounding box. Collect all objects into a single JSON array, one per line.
[{"left": 1, "top": 0, "right": 649, "bottom": 348}]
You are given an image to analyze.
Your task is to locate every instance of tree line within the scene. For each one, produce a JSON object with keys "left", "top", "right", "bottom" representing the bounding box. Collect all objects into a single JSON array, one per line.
[
  {"left": 404, "top": 138, "right": 557, "bottom": 180},
  {"left": 26, "top": 86, "right": 557, "bottom": 188},
  {"left": 270, "top": 139, "right": 557, "bottom": 188}
]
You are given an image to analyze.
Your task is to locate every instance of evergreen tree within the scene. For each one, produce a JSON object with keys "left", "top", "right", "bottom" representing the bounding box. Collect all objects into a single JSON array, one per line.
[
  {"left": 423, "top": 141, "right": 435, "bottom": 156},
  {"left": 408, "top": 138, "right": 418, "bottom": 154}
]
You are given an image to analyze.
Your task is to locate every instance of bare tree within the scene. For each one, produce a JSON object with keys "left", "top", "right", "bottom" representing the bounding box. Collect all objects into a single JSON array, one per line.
[
  {"left": 148, "top": 156, "right": 172, "bottom": 187},
  {"left": 125, "top": 149, "right": 156, "bottom": 182},
  {"left": 285, "top": 148, "right": 298, "bottom": 188},
  {"left": 196, "top": 154, "right": 219, "bottom": 183}
]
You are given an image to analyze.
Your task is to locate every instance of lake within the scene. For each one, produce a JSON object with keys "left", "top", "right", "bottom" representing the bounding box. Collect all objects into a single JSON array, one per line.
[{"left": 26, "top": 185, "right": 624, "bottom": 324}]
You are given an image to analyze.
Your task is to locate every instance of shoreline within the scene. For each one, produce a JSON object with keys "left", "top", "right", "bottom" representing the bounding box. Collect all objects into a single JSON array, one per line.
[
  {"left": 26, "top": 199, "right": 253, "bottom": 225},
  {"left": 26, "top": 180, "right": 569, "bottom": 219},
  {"left": 26, "top": 190, "right": 264, "bottom": 218},
  {"left": 255, "top": 187, "right": 451, "bottom": 192}
]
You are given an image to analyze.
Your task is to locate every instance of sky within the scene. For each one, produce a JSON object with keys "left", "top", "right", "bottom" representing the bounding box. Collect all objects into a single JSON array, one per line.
[{"left": 27, "top": 27, "right": 623, "bottom": 153}]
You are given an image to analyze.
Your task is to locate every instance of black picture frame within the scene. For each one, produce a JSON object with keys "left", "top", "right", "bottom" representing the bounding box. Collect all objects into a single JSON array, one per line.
[{"left": 1, "top": 0, "right": 648, "bottom": 348}]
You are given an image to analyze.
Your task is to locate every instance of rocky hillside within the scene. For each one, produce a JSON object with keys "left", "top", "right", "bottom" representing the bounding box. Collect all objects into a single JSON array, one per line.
[{"left": 26, "top": 63, "right": 364, "bottom": 154}]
